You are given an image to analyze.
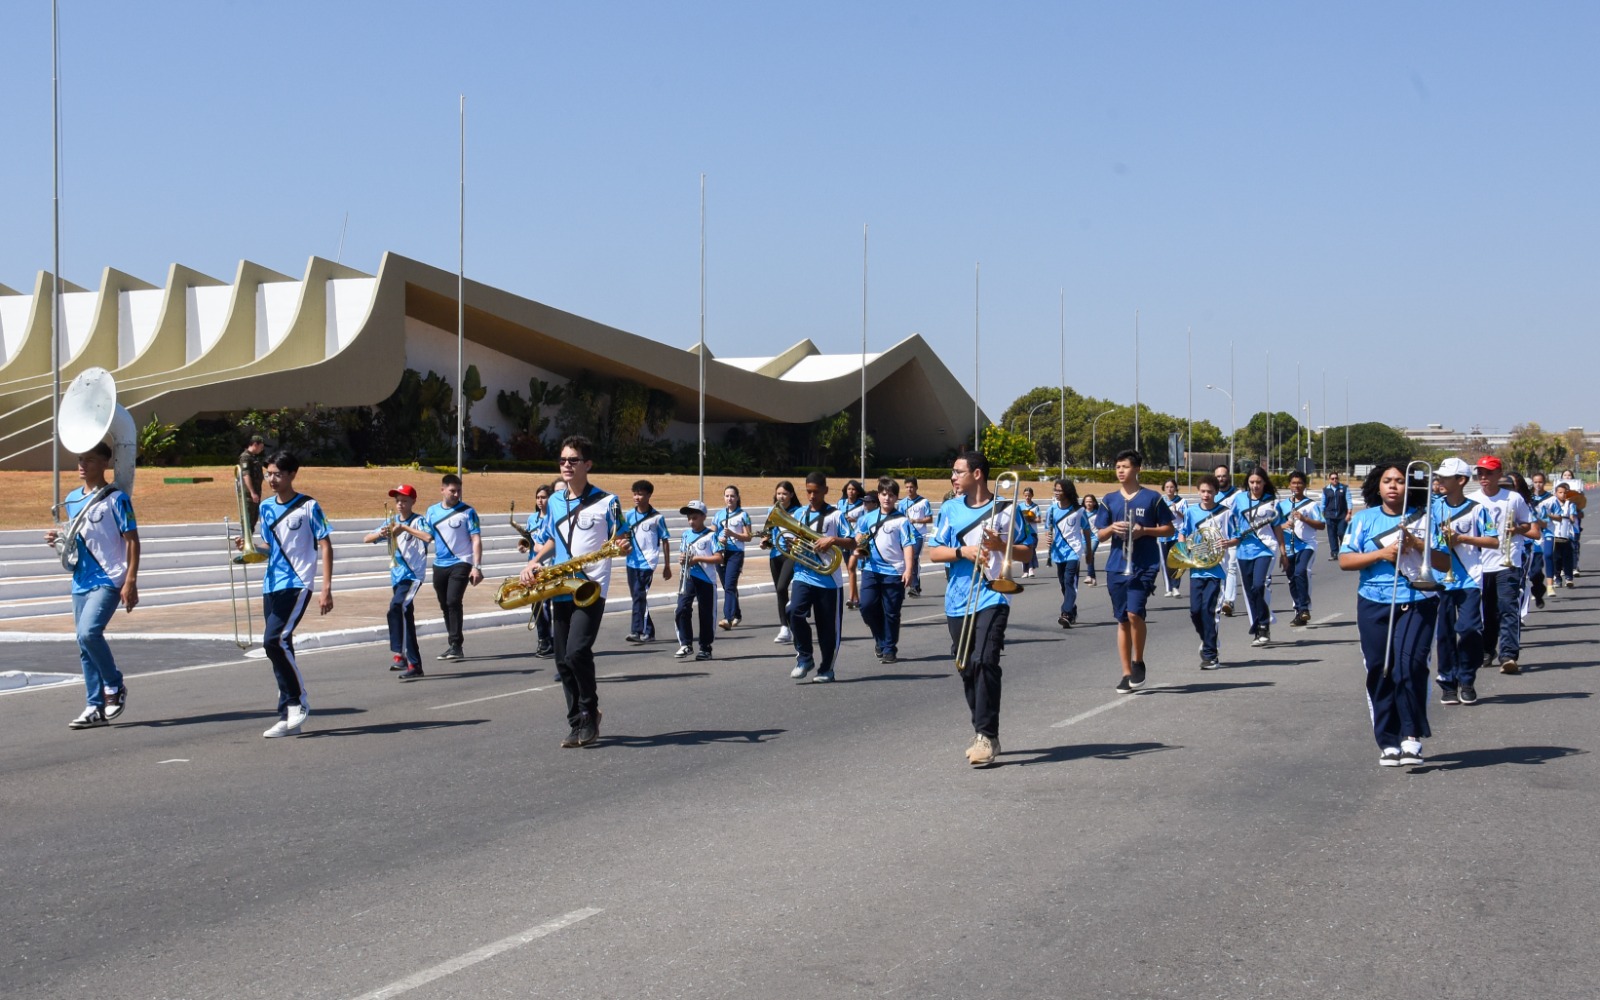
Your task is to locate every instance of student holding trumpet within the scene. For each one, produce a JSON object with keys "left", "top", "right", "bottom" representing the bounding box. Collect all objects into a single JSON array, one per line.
[
  {"left": 364, "top": 484, "right": 432, "bottom": 681},
  {"left": 1098, "top": 450, "right": 1175, "bottom": 693}
]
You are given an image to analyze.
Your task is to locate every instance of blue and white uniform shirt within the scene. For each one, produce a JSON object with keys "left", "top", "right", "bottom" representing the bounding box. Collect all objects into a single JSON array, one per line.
[
  {"left": 1231, "top": 495, "right": 1282, "bottom": 561},
  {"left": 714, "top": 506, "right": 751, "bottom": 554},
  {"left": 1340, "top": 507, "right": 1439, "bottom": 604},
  {"left": 1433, "top": 498, "right": 1493, "bottom": 590},
  {"left": 897, "top": 495, "right": 933, "bottom": 541},
  {"left": 377, "top": 513, "right": 428, "bottom": 586},
  {"left": 546, "top": 486, "right": 621, "bottom": 600},
  {"left": 791, "top": 504, "right": 851, "bottom": 589},
  {"left": 856, "top": 507, "right": 917, "bottom": 577},
  {"left": 1044, "top": 502, "right": 1086, "bottom": 564},
  {"left": 1102, "top": 487, "right": 1173, "bottom": 574},
  {"left": 1180, "top": 503, "right": 1236, "bottom": 581},
  {"left": 623, "top": 508, "right": 669, "bottom": 570},
  {"left": 766, "top": 504, "right": 802, "bottom": 561},
  {"left": 1277, "top": 495, "right": 1322, "bottom": 554},
  {"left": 1530, "top": 491, "right": 1555, "bottom": 543},
  {"left": 933, "top": 497, "right": 1034, "bottom": 616},
  {"left": 63, "top": 486, "right": 136, "bottom": 594},
  {"left": 1551, "top": 499, "right": 1579, "bottom": 541},
  {"left": 525, "top": 509, "right": 552, "bottom": 566},
  {"left": 424, "top": 501, "right": 480, "bottom": 570},
  {"left": 259, "top": 493, "right": 331, "bottom": 594},
  {"left": 1468, "top": 488, "right": 1533, "bottom": 572},
  {"left": 679, "top": 525, "right": 722, "bottom": 585}
]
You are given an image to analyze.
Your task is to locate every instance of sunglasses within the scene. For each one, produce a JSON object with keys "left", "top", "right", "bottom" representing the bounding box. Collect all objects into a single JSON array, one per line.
[{"left": 558, "top": 456, "right": 585, "bottom": 465}]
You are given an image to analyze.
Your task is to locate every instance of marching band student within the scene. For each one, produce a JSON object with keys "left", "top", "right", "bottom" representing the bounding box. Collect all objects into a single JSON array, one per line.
[
  {"left": 1098, "top": 450, "right": 1176, "bottom": 692},
  {"left": 1339, "top": 463, "right": 1450, "bottom": 767},
  {"left": 1158, "top": 478, "right": 1188, "bottom": 597},
  {"left": 1214, "top": 465, "right": 1243, "bottom": 616},
  {"left": 1527, "top": 473, "right": 1554, "bottom": 608},
  {"left": 523, "top": 483, "right": 558, "bottom": 657},
  {"left": 424, "top": 474, "right": 482, "bottom": 662},
  {"left": 248, "top": 451, "right": 333, "bottom": 738},
  {"left": 623, "top": 480, "right": 671, "bottom": 645},
  {"left": 1469, "top": 456, "right": 1539, "bottom": 675},
  {"left": 764, "top": 481, "right": 800, "bottom": 644},
  {"left": 1321, "top": 471, "right": 1351, "bottom": 556},
  {"left": 674, "top": 500, "right": 722, "bottom": 661},
  {"left": 519, "top": 435, "right": 630, "bottom": 748},
  {"left": 839, "top": 480, "right": 868, "bottom": 608},
  {"left": 48, "top": 441, "right": 140, "bottom": 729},
  {"left": 1043, "top": 479, "right": 1087, "bottom": 628},
  {"left": 1278, "top": 471, "right": 1326, "bottom": 627},
  {"left": 364, "top": 484, "right": 431, "bottom": 681},
  {"left": 1231, "top": 468, "right": 1285, "bottom": 647},
  {"left": 1429, "top": 458, "right": 1497, "bottom": 706},
  {"left": 1178, "top": 475, "right": 1236, "bottom": 669},
  {"left": 1082, "top": 493, "right": 1107, "bottom": 586},
  {"left": 898, "top": 477, "right": 934, "bottom": 597},
  {"left": 929, "top": 450, "right": 1035, "bottom": 767},
  {"left": 854, "top": 477, "right": 917, "bottom": 663},
  {"left": 714, "top": 485, "right": 751, "bottom": 629},
  {"left": 1017, "top": 487, "right": 1041, "bottom": 577},
  {"left": 1549, "top": 481, "right": 1580, "bottom": 588},
  {"left": 787, "top": 472, "right": 857, "bottom": 683}
]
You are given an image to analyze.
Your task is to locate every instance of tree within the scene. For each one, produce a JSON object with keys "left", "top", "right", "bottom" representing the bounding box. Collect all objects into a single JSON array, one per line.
[
  {"left": 1322, "top": 422, "right": 1416, "bottom": 467},
  {"left": 980, "top": 424, "right": 1033, "bottom": 468},
  {"left": 1000, "top": 385, "right": 1224, "bottom": 470},
  {"left": 1505, "top": 422, "right": 1568, "bottom": 474}
]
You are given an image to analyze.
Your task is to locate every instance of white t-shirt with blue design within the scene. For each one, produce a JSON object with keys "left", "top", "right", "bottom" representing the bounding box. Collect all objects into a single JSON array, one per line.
[{"left": 64, "top": 486, "right": 136, "bottom": 594}]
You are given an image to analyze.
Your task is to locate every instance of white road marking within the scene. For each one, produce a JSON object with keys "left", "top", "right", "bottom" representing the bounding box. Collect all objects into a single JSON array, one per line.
[
  {"left": 1050, "top": 683, "right": 1171, "bottom": 728},
  {"left": 347, "top": 907, "right": 603, "bottom": 1000},
  {"left": 158, "top": 759, "right": 189, "bottom": 764},
  {"left": 428, "top": 672, "right": 624, "bottom": 711}
]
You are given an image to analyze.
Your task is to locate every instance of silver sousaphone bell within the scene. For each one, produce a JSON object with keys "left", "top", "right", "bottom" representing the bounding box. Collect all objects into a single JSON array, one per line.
[{"left": 54, "top": 367, "right": 137, "bottom": 570}]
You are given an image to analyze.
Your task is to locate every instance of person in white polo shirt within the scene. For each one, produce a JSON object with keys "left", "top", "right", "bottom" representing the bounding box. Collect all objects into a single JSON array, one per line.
[{"left": 424, "top": 473, "right": 482, "bottom": 662}]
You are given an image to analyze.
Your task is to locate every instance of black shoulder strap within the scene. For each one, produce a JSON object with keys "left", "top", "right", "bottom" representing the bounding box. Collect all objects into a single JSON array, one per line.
[{"left": 268, "top": 494, "right": 313, "bottom": 551}]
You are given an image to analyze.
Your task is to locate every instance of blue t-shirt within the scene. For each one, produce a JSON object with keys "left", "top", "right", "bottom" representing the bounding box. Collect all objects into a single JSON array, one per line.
[
  {"left": 260, "top": 493, "right": 331, "bottom": 594},
  {"left": 545, "top": 485, "right": 622, "bottom": 601},
  {"left": 63, "top": 486, "right": 137, "bottom": 594},
  {"left": 1101, "top": 487, "right": 1172, "bottom": 574},
  {"left": 424, "top": 501, "right": 480, "bottom": 569},
  {"left": 622, "top": 508, "right": 669, "bottom": 569},
  {"left": 376, "top": 512, "right": 428, "bottom": 586},
  {"left": 1043, "top": 503, "right": 1085, "bottom": 564},
  {"left": 790, "top": 504, "right": 851, "bottom": 589},
  {"left": 1340, "top": 507, "right": 1440, "bottom": 604},
  {"left": 1231, "top": 495, "right": 1282, "bottom": 562},
  {"left": 1179, "top": 503, "right": 1235, "bottom": 580},
  {"left": 856, "top": 508, "right": 917, "bottom": 576},
  {"left": 713, "top": 506, "right": 752, "bottom": 554},
  {"left": 931, "top": 496, "right": 1035, "bottom": 616},
  {"left": 679, "top": 525, "right": 722, "bottom": 584}
]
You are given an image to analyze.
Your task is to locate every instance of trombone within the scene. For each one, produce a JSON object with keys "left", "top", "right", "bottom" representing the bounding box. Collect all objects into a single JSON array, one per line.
[
  {"left": 955, "top": 471, "right": 1024, "bottom": 672},
  {"left": 224, "top": 515, "right": 256, "bottom": 651},
  {"left": 1379, "top": 460, "right": 1440, "bottom": 679}
]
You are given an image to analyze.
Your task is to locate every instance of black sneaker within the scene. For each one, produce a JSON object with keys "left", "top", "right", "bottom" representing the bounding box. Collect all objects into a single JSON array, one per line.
[
  {"left": 1439, "top": 684, "right": 1460, "bottom": 705},
  {"left": 1129, "top": 660, "right": 1147, "bottom": 688},
  {"left": 574, "top": 712, "right": 599, "bottom": 747},
  {"left": 1068, "top": 609, "right": 1078, "bottom": 624},
  {"left": 398, "top": 664, "right": 425, "bottom": 682},
  {"left": 623, "top": 632, "right": 640, "bottom": 643},
  {"left": 1199, "top": 657, "right": 1219, "bottom": 670},
  {"left": 437, "top": 646, "right": 463, "bottom": 661},
  {"left": 695, "top": 649, "right": 713, "bottom": 661},
  {"left": 1291, "top": 612, "right": 1310, "bottom": 627},
  {"left": 103, "top": 686, "right": 128, "bottom": 721},
  {"left": 1535, "top": 594, "right": 1545, "bottom": 609},
  {"left": 1058, "top": 613, "right": 1072, "bottom": 629},
  {"left": 1379, "top": 747, "right": 1403, "bottom": 767},
  {"left": 534, "top": 644, "right": 555, "bottom": 659},
  {"left": 1458, "top": 684, "right": 1478, "bottom": 705},
  {"left": 560, "top": 725, "right": 582, "bottom": 748},
  {"left": 1115, "top": 675, "right": 1133, "bottom": 694},
  {"left": 389, "top": 654, "right": 406, "bottom": 670},
  {"left": 881, "top": 653, "right": 898, "bottom": 664}
]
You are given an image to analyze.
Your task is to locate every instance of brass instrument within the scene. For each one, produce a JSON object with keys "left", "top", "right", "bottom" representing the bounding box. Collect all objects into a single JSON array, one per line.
[
  {"left": 509, "top": 499, "right": 535, "bottom": 550},
  {"left": 224, "top": 515, "right": 256, "bottom": 651},
  {"left": 762, "top": 505, "right": 844, "bottom": 576},
  {"left": 1167, "top": 513, "right": 1226, "bottom": 572},
  {"left": 956, "top": 472, "right": 1024, "bottom": 673},
  {"left": 54, "top": 367, "right": 136, "bottom": 571},
  {"left": 233, "top": 461, "right": 267, "bottom": 564},
  {"left": 1400, "top": 461, "right": 1442, "bottom": 592},
  {"left": 1497, "top": 494, "right": 1520, "bottom": 563},
  {"left": 384, "top": 502, "right": 398, "bottom": 562},
  {"left": 495, "top": 537, "right": 627, "bottom": 611}
]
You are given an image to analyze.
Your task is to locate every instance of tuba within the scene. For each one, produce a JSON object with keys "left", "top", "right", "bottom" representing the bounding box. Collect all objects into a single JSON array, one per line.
[
  {"left": 762, "top": 505, "right": 844, "bottom": 576},
  {"left": 54, "top": 368, "right": 136, "bottom": 571}
]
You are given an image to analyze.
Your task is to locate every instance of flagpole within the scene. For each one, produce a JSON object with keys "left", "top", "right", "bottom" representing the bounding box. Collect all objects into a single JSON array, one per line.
[
  {"left": 1059, "top": 289, "right": 1066, "bottom": 482},
  {"left": 1186, "top": 327, "right": 1193, "bottom": 488},
  {"left": 973, "top": 262, "right": 980, "bottom": 450},
  {"left": 859, "top": 223, "right": 867, "bottom": 483},
  {"left": 50, "top": 0, "right": 63, "bottom": 517},
  {"left": 698, "top": 174, "right": 706, "bottom": 501},
  {"left": 455, "top": 94, "right": 465, "bottom": 474}
]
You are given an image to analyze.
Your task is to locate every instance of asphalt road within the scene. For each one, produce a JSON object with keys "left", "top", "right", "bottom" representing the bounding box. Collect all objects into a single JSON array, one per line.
[{"left": 4, "top": 561, "right": 1598, "bottom": 1000}]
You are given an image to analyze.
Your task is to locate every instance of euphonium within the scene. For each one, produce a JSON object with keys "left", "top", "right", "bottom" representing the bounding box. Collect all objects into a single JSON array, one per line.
[
  {"left": 494, "top": 537, "right": 627, "bottom": 610},
  {"left": 762, "top": 505, "right": 844, "bottom": 576}
]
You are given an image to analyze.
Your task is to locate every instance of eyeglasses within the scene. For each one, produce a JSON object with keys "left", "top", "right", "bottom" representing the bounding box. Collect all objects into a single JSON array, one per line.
[{"left": 558, "top": 456, "right": 584, "bottom": 466}]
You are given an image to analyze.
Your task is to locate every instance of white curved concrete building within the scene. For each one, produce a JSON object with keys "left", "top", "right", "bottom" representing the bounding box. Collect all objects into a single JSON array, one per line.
[{"left": 0, "top": 252, "right": 983, "bottom": 468}]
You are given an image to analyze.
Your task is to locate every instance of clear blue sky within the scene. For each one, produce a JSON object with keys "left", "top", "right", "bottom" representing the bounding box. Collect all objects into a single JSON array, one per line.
[{"left": 3, "top": 2, "right": 1595, "bottom": 439}]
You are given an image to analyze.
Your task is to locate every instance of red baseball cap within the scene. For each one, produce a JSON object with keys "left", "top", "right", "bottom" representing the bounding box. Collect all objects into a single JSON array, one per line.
[
  {"left": 1473, "top": 456, "right": 1502, "bottom": 472},
  {"left": 388, "top": 484, "right": 418, "bottom": 499}
]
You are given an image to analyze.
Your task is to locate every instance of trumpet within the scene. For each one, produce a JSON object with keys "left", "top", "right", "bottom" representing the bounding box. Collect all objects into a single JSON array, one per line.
[
  {"left": 762, "top": 505, "right": 844, "bottom": 576},
  {"left": 383, "top": 502, "right": 398, "bottom": 563}
]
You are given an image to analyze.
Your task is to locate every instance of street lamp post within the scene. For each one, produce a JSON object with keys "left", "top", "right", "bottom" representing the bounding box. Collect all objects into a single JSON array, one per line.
[
  {"left": 1090, "top": 408, "right": 1116, "bottom": 470},
  {"left": 1025, "top": 399, "right": 1053, "bottom": 456},
  {"left": 1205, "top": 384, "right": 1235, "bottom": 473}
]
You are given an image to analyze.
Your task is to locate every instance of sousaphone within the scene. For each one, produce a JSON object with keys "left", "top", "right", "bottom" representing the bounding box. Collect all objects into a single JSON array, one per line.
[{"left": 54, "top": 367, "right": 137, "bottom": 570}]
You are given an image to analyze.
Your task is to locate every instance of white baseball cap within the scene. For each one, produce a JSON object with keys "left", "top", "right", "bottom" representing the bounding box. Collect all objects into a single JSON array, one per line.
[{"left": 1435, "top": 457, "right": 1473, "bottom": 478}]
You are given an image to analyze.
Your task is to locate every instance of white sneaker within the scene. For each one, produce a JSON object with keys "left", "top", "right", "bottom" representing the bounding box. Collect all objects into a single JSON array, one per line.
[
  {"left": 286, "top": 704, "right": 310, "bottom": 732},
  {"left": 774, "top": 627, "right": 793, "bottom": 644},
  {"left": 263, "top": 719, "right": 293, "bottom": 738},
  {"left": 674, "top": 645, "right": 692, "bottom": 658},
  {"left": 1399, "top": 739, "right": 1424, "bottom": 766},
  {"left": 68, "top": 705, "right": 108, "bottom": 730}
]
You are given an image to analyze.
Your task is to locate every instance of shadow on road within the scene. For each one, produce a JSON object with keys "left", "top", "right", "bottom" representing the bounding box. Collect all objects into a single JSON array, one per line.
[
  {"left": 425, "top": 666, "right": 541, "bottom": 680},
  {"left": 126, "top": 706, "right": 364, "bottom": 728},
  {"left": 1000, "top": 740, "right": 1174, "bottom": 767},
  {"left": 599, "top": 671, "right": 712, "bottom": 683},
  {"left": 833, "top": 673, "right": 947, "bottom": 684},
  {"left": 1482, "top": 690, "right": 1591, "bottom": 704},
  {"left": 601, "top": 728, "right": 786, "bottom": 748},
  {"left": 301, "top": 718, "right": 488, "bottom": 738},
  {"left": 1412, "top": 744, "right": 1587, "bottom": 771},
  {"left": 1233, "top": 657, "right": 1316, "bottom": 668},
  {"left": 1146, "top": 681, "right": 1275, "bottom": 695},
  {"left": 1508, "top": 658, "right": 1599, "bottom": 673}
]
